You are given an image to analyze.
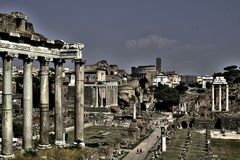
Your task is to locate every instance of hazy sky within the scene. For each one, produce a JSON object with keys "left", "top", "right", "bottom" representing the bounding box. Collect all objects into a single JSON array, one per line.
[{"left": 1, "top": 0, "right": 240, "bottom": 75}]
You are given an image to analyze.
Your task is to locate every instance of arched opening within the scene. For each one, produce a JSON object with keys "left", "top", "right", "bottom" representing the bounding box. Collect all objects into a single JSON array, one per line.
[
  {"left": 214, "top": 118, "right": 222, "bottom": 129},
  {"left": 189, "top": 119, "right": 195, "bottom": 128},
  {"left": 181, "top": 121, "right": 188, "bottom": 129}
]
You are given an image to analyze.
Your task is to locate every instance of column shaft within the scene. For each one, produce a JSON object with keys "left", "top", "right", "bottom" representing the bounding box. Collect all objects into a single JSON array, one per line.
[
  {"left": 100, "top": 87, "right": 103, "bottom": 107},
  {"left": 39, "top": 60, "right": 50, "bottom": 147},
  {"left": 115, "top": 86, "right": 118, "bottom": 105},
  {"left": 23, "top": 58, "right": 33, "bottom": 150},
  {"left": 1, "top": 56, "right": 13, "bottom": 156},
  {"left": 212, "top": 85, "right": 215, "bottom": 111},
  {"left": 95, "top": 86, "right": 98, "bottom": 107},
  {"left": 219, "top": 85, "right": 222, "bottom": 111},
  {"left": 54, "top": 60, "right": 64, "bottom": 144},
  {"left": 226, "top": 85, "right": 229, "bottom": 111},
  {"left": 74, "top": 60, "right": 84, "bottom": 144}
]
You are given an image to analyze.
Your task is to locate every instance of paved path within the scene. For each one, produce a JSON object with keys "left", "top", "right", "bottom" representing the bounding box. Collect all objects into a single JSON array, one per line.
[{"left": 123, "top": 127, "right": 161, "bottom": 160}]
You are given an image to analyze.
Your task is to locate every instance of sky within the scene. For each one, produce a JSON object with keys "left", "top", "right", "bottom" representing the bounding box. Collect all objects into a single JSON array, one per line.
[{"left": 1, "top": 0, "right": 240, "bottom": 75}]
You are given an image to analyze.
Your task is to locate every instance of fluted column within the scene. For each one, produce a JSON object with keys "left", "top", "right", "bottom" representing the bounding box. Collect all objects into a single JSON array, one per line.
[
  {"left": 54, "top": 59, "right": 65, "bottom": 145},
  {"left": 219, "top": 85, "right": 222, "bottom": 111},
  {"left": 226, "top": 85, "right": 229, "bottom": 112},
  {"left": 23, "top": 58, "right": 33, "bottom": 151},
  {"left": 38, "top": 59, "right": 51, "bottom": 149},
  {"left": 1, "top": 56, "right": 14, "bottom": 158},
  {"left": 74, "top": 59, "right": 85, "bottom": 146},
  {"left": 212, "top": 85, "right": 215, "bottom": 111}
]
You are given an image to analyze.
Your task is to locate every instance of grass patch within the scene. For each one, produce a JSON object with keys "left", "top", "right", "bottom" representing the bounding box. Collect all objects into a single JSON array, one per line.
[
  {"left": 14, "top": 146, "right": 96, "bottom": 160},
  {"left": 67, "top": 126, "right": 129, "bottom": 147},
  {"left": 211, "top": 139, "right": 240, "bottom": 160}
]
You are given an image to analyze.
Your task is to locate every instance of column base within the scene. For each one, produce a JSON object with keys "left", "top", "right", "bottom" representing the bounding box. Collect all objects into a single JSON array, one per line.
[
  {"left": 55, "top": 140, "right": 66, "bottom": 146},
  {"left": 38, "top": 144, "right": 51, "bottom": 150},
  {"left": 0, "top": 154, "right": 14, "bottom": 159},
  {"left": 73, "top": 141, "right": 85, "bottom": 148}
]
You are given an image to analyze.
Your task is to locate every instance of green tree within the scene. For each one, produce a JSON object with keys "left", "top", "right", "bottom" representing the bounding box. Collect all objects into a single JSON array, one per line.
[
  {"left": 154, "top": 83, "right": 180, "bottom": 111},
  {"left": 223, "top": 65, "right": 238, "bottom": 71},
  {"left": 139, "top": 76, "right": 148, "bottom": 89},
  {"left": 176, "top": 82, "right": 188, "bottom": 94}
]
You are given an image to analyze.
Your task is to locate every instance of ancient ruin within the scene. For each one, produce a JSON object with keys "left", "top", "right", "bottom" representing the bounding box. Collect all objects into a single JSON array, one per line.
[{"left": 0, "top": 12, "right": 85, "bottom": 157}]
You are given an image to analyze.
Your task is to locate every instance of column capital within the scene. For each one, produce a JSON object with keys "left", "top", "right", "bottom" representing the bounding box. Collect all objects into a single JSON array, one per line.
[
  {"left": 18, "top": 54, "right": 36, "bottom": 61},
  {"left": 38, "top": 57, "right": 53, "bottom": 63},
  {"left": 74, "top": 59, "right": 86, "bottom": 65},
  {"left": 0, "top": 51, "right": 17, "bottom": 59},
  {"left": 53, "top": 58, "right": 65, "bottom": 65}
]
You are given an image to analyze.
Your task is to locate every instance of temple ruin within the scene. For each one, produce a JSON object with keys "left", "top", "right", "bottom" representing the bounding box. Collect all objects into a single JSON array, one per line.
[{"left": 0, "top": 12, "right": 85, "bottom": 158}]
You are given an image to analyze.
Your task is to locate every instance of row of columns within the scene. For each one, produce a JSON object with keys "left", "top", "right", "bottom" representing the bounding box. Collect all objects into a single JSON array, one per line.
[
  {"left": 1, "top": 55, "right": 85, "bottom": 157},
  {"left": 94, "top": 86, "right": 118, "bottom": 107},
  {"left": 211, "top": 84, "right": 229, "bottom": 112}
]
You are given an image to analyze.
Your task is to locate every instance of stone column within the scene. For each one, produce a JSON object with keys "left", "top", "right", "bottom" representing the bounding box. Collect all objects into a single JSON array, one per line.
[
  {"left": 161, "top": 136, "right": 166, "bottom": 152},
  {"left": 115, "top": 86, "right": 118, "bottom": 106},
  {"left": 133, "top": 103, "right": 136, "bottom": 119},
  {"left": 95, "top": 86, "right": 98, "bottom": 107},
  {"left": 226, "top": 84, "right": 229, "bottom": 112},
  {"left": 1, "top": 56, "right": 14, "bottom": 158},
  {"left": 105, "top": 86, "right": 109, "bottom": 107},
  {"left": 54, "top": 59, "right": 65, "bottom": 145},
  {"left": 219, "top": 85, "right": 222, "bottom": 111},
  {"left": 23, "top": 58, "right": 33, "bottom": 151},
  {"left": 74, "top": 59, "right": 85, "bottom": 146},
  {"left": 38, "top": 59, "right": 51, "bottom": 149},
  {"left": 211, "top": 85, "right": 215, "bottom": 111},
  {"left": 100, "top": 87, "right": 103, "bottom": 107}
]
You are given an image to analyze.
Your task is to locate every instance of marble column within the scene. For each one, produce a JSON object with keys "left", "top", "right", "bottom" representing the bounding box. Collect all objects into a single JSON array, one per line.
[
  {"left": 226, "top": 85, "right": 229, "bottom": 112},
  {"left": 74, "top": 59, "right": 85, "bottom": 146},
  {"left": 219, "top": 85, "right": 222, "bottom": 111},
  {"left": 38, "top": 59, "right": 51, "bottom": 149},
  {"left": 212, "top": 85, "right": 215, "bottom": 111},
  {"left": 133, "top": 103, "right": 136, "bottom": 119},
  {"left": 105, "top": 86, "right": 109, "bottom": 107},
  {"left": 1, "top": 56, "right": 14, "bottom": 158},
  {"left": 162, "top": 136, "right": 166, "bottom": 152},
  {"left": 23, "top": 58, "right": 33, "bottom": 151},
  {"left": 54, "top": 59, "right": 65, "bottom": 145},
  {"left": 115, "top": 86, "right": 118, "bottom": 106},
  {"left": 100, "top": 87, "right": 103, "bottom": 107},
  {"left": 95, "top": 86, "right": 98, "bottom": 107}
]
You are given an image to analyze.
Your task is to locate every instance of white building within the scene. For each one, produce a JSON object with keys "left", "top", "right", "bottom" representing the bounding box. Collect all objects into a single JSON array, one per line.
[{"left": 153, "top": 73, "right": 172, "bottom": 87}]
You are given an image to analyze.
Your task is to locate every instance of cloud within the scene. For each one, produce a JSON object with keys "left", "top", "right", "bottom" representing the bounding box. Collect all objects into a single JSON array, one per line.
[{"left": 125, "top": 35, "right": 179, "bottom": 49}]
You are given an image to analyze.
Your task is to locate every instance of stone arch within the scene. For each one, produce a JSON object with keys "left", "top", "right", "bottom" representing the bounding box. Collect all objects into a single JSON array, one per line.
[
  {"left": 214, "top": 118, "right": 222, "bottom": 129},
  {"left": 181, "top": 121, "right": 188, "bottom": 129}
]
